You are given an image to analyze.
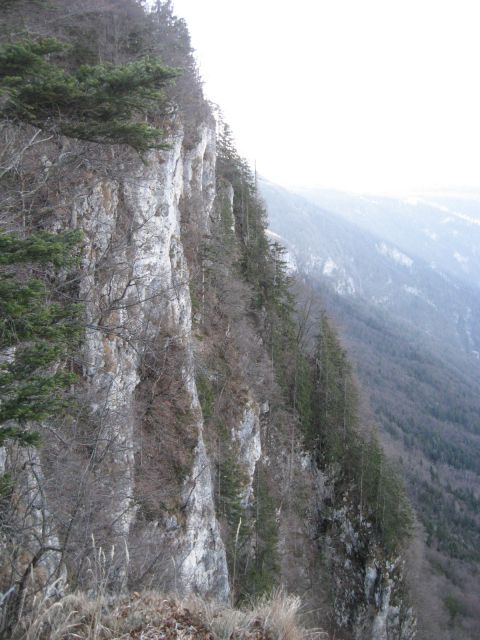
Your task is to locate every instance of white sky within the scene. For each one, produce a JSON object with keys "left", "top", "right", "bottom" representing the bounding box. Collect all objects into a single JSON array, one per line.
[{"left": 171, "top": 0, "right": 480, "bottom": 194}]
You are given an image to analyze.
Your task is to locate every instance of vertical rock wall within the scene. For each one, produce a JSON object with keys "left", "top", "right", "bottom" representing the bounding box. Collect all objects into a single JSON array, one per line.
[
  {"left": 313, "top": 466, "right": 416, "bottom": 640},
  {"left": 0, "top": 113, "right": 415, "bottom": 636},
  {"left": 72, "top": 122, "right": 229, "bottom": 599}
]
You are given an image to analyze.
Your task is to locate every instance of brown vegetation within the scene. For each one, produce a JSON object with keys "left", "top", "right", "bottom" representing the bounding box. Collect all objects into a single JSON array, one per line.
[{"left": 9, "top": 588, "right": 327, "bottom": 640}]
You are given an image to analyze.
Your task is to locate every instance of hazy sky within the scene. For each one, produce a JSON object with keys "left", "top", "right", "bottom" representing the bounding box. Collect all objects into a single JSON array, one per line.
[{"left": 172, "top": 0, "right": 480, "bottom": 194}]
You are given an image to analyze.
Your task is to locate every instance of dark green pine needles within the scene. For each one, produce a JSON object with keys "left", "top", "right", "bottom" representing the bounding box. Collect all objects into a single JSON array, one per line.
[
  {"left": 0, "top": 37, "right": 179, "bottom": 151},
  {"left": 0, "top": 231, "right": 82, "bottom": 446}
]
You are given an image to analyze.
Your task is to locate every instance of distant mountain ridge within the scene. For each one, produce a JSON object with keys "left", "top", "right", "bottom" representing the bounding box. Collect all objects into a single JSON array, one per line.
[
  {"left": 260, "top": 178, "right": 480, "bottom": 639},
  {"left": 260, "top": 179, "right": 480, "bottom": 367},
  {"left": 295, "top": 186, "right": 480, "bottom": 289}
]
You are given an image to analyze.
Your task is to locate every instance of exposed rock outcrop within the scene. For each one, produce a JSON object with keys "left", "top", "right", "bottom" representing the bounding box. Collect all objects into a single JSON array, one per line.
[
  {"left": 0, "top": 28, "right": 415, "bottom": 639},
  {"left": 232, "top": 397, "right": 262, "bottom": 507},
  {"left": 71, "top": 123, "right": 229, "bottom": 598},
  {"left": 313, "top": 465, "right": 416, "bottom": 640}
]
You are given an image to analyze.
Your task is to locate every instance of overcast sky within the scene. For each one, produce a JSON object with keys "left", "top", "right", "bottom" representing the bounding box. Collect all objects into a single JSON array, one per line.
[{"left": 171, "top": 0, "right": 480, "bottom": 194}]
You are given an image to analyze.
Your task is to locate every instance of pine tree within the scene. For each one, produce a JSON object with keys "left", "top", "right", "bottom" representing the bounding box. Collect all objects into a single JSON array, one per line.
[
  {"left": 311, "top": 313, "right": 412, "bottom": 550},
  {"left": 244, "top": 466, "right": 279, "bottom": 598},
  {"left": 0, "top": 38, "right": 178, "bottom": 151},
  {"left": 0, "top": 231, "right": 82, "bottom": 445}
]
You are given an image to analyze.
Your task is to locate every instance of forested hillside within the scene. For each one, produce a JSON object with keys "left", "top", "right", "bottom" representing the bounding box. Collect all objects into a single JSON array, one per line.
[
  {"left": 1, "top": 2, "right": 414, "bottom": 640},
  {"left": 261, "top": 179, "right": 480, "bottom": 640}
]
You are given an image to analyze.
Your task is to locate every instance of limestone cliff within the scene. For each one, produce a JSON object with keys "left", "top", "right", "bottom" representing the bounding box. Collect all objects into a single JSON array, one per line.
[
  {"left": 74, "top": 122, "right": 230, "bottom": 598},
  {"left": 0, "top": 120, "right": 415, "bottom": 640},
  {"left": 0, "top": 3, "right": 416, "bottom": 639}
]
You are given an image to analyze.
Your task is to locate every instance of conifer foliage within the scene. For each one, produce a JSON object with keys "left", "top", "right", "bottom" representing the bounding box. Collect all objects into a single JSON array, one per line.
[
  {"left": 0, "top": 231, "right": 82, "bottom": 446},
  {"left": 0, "top": 3, "right": 416, "bottom": 629},
  {"left": 311, "top": 314, "right": 413, "bottom": 552},
  {"left": 216, "top": 118, "right": 411, "bottom": 581},
  {"left": 0, "top": 38, "right": 178, "bottom": 151},
  {"left": 216, "top": 122, "right": 295, "bottom": 367},
  {"left": 0, "top": 8, "right": 181, "bottom": 444},
  {"left": 216, "top": 128, "right": 412, "bottom": 554}
]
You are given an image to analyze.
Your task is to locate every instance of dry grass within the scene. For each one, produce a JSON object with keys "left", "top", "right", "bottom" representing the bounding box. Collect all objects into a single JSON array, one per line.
[
  {"left": 195, "top": 589, "right": 328, "bottom": 640},
  {"left": 9, "top": 588, "right": 328, "bottom": 640}
]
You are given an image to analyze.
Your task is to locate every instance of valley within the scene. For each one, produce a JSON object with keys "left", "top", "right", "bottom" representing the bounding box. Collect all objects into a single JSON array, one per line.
[{"left": 261, "top": 180, "right": 480, "bottom": 639}]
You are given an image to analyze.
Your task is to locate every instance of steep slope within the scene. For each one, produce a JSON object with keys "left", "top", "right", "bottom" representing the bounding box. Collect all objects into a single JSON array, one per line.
[
  {"left": 261, "top": 180, "right": 480, "bottom": 366},
  {"left": 0, "top": 3, "right": 415, "bottom": 640},
  {"left": 296, "top": 188, "right": 480, "bottom": 290},
  {"left": 261, "top": 179, "right": 480, "bottom": 639}
]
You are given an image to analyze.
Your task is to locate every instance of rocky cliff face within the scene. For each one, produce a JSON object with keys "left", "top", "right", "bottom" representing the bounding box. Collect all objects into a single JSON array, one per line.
[
  {"left": 70, "top": 120, "right": 230, "bottom": 599},
  {"left": 312, "top": 465, "right": 416, "bottom": 640},
  {"left": 0, "top": 4, "right": 416, "bottom": 632},
  {"left": 0, "top": 114, "right": 416, "bottom": 638}
]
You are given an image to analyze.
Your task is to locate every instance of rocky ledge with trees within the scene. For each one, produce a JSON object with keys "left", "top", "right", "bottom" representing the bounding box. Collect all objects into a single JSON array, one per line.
[{"left": 0, "top": 2, "right": 415, "bottom": 639}]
